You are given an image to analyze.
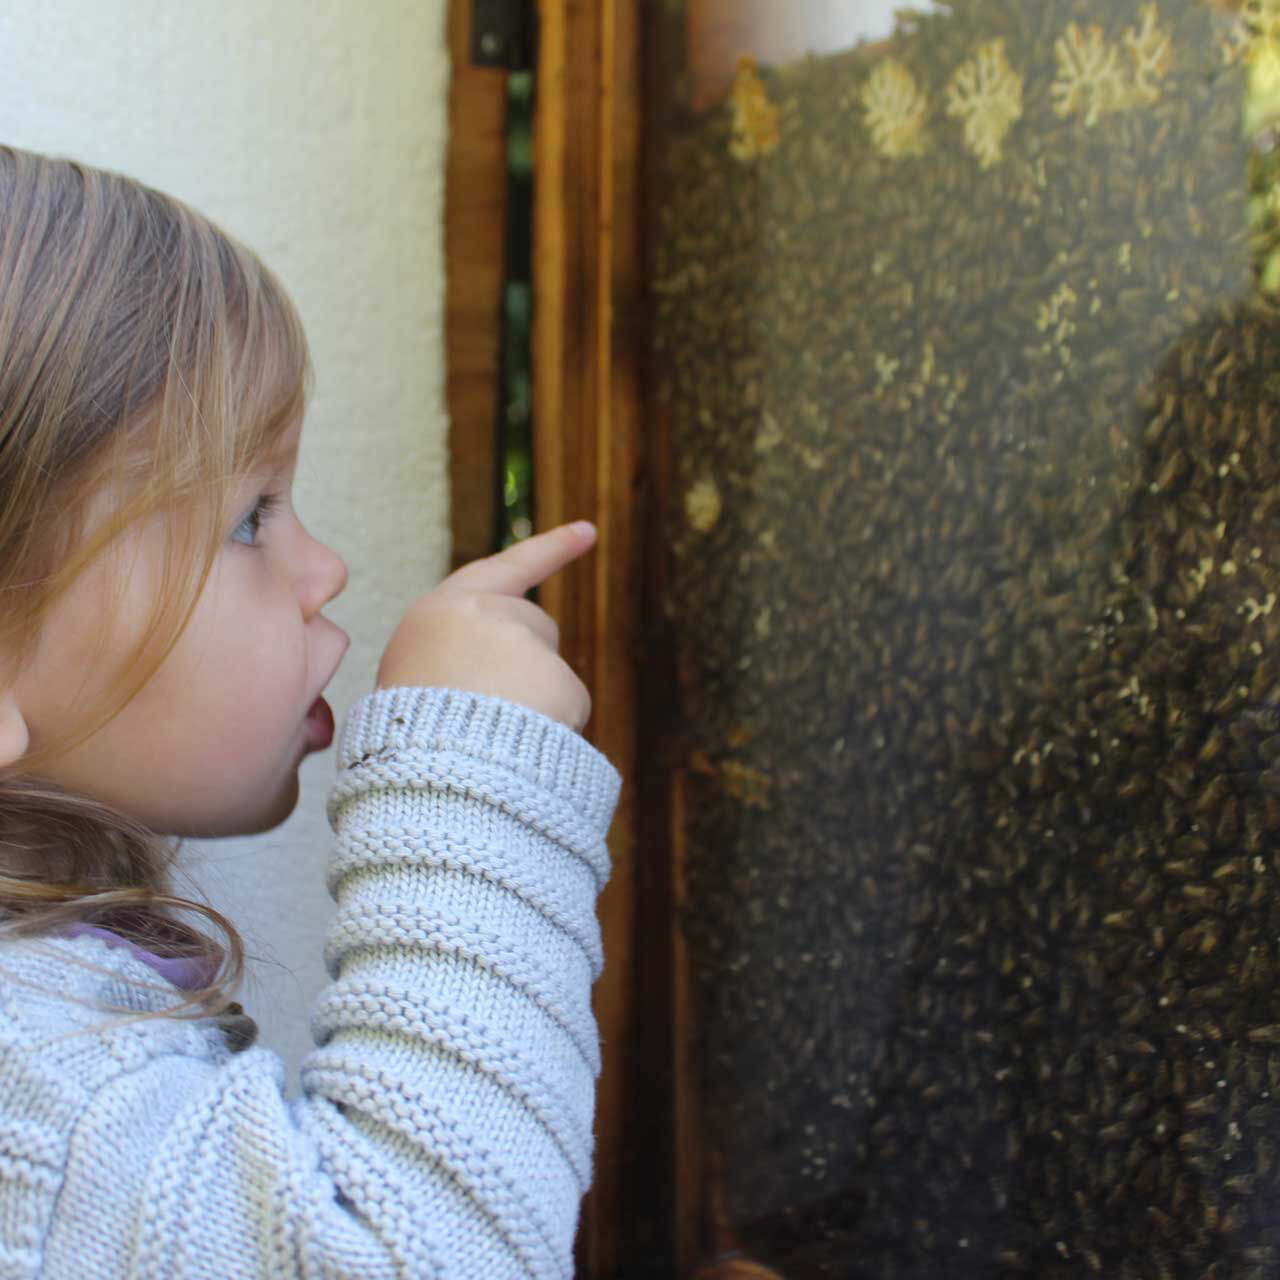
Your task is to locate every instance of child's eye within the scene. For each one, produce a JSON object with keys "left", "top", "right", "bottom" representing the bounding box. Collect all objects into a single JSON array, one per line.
[{"left": 230, "top": 493, "right": 282, "bottom": 547}]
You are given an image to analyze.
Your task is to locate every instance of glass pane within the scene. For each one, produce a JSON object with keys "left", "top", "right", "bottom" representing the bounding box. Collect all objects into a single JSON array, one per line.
[
  {"left": 501, "top": 70, "right": 535, "bottom": 550},
  {"left": 649, "top": 1, "right": 1280, "bottom": 1275}
]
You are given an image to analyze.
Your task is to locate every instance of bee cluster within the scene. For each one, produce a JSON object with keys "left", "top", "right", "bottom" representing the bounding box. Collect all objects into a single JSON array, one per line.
[{"left": 652, "top": 0, "right": 1280, "bottom": 1275}]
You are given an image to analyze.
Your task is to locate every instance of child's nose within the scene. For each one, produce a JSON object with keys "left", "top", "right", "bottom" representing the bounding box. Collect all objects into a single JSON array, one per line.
[
  {"left": 319, "top": 541, "right": 349, "bottom": 604},
  {"left": 301, "top": 535, "right": 348, "bottom": 616}
]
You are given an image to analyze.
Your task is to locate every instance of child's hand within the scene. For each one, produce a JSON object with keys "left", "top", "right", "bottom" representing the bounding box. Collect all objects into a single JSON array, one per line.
[{"left": 375, "top": 522, "right": 598, "bottom": 731}]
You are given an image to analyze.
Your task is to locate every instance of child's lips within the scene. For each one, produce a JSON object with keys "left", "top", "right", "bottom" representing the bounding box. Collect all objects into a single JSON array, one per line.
[
  {"left": 303, "top": 633, "right": 348, "bottom": 751},
  {"left": 304, "top": 695, "right": 335, "bottom": 749}
]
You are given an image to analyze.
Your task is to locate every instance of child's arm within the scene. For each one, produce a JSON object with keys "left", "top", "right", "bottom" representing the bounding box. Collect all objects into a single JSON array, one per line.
[{"left": 35, "top": 526, "right": 622, "bottom": 1278}]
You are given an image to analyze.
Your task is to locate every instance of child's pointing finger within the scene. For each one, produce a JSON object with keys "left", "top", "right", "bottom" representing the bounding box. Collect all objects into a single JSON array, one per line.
[
  {"left": 442, "top": 521, "right": 598, "bottom": 598},
  {"left": 375, "top": 520, "right": 597, "bottom": 727}
]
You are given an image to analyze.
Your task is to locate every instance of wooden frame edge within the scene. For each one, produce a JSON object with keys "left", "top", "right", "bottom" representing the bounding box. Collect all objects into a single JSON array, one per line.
[{"left": 534, "top": 0, "right": 648, "bottom": 1273}]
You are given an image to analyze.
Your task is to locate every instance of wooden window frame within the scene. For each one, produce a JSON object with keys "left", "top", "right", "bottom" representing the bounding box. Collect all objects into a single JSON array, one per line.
[
  {"left": 447, "top": 0, "right": 656, "bottom": 1273},
  {"left": 533, "top": 1, "right": 653, "bottom": 1273}
]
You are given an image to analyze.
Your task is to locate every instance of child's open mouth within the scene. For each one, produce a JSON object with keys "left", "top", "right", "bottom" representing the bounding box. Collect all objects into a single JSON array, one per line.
[{"left": 304, "top": 695, "right": 335, "bottom": 749}]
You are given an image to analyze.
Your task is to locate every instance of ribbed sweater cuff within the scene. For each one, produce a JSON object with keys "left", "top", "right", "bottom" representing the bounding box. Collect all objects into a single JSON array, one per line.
[{"left": 334, "top": 686, "right": 622, "bottom": 837}]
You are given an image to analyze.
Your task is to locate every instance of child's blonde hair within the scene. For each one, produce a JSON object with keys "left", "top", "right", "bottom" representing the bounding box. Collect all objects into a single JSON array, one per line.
[{"left": 0, "top": 145, "right": 312, "bottom": 1040}]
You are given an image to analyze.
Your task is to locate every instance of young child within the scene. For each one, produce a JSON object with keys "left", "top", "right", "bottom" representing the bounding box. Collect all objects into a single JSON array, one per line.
[{"left": 0, "top": 144, "right": 620, "bottom": 1278}]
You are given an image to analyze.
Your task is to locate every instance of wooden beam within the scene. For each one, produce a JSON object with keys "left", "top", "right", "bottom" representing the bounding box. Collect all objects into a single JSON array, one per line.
[{"left": 534, "top": 0, "right": 648, "bottom": 1272}]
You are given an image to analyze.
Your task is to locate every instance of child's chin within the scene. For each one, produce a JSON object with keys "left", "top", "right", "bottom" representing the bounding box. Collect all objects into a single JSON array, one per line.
[
  {"left": 175, "top": 775, "right": 301, "bottom": 838},
  {"left": 251, "top": 775, "right": 301, "bottom": 833}
]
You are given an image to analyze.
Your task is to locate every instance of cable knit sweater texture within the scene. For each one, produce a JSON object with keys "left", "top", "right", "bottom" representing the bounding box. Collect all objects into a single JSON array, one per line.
[{"left": 0, "top": 686, "right": 621, "bottom": 1279}]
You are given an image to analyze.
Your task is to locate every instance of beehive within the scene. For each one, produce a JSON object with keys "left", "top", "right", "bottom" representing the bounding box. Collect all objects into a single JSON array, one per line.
[{"left": 652, "top": 1, "right": 1280, "bottom": 1274}]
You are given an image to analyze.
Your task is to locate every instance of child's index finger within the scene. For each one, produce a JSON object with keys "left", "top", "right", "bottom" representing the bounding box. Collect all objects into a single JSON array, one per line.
[{"left": 444, "top": 521, "right": 597, "bottom": 598}]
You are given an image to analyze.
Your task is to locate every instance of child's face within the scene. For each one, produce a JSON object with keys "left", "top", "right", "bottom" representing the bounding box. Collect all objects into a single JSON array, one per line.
[{"left": 10, "top": 418, "right": 350, "bottom": 836}]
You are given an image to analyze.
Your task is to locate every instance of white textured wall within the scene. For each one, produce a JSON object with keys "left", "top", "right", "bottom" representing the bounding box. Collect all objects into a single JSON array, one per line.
[{"left": 0, "top": 2, "right": 452, "bottom": 1089}]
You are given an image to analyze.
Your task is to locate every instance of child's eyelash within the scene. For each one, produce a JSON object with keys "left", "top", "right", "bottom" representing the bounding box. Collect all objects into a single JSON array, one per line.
[{"left": 232, "top": 493, "right": 282, "bottom": 546}]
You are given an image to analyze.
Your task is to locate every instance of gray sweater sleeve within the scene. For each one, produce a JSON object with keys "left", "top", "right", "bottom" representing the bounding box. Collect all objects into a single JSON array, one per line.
[
  {"left": 38, "top": 686, "right": 621, "bottom": 1279},
  {"left": 307, "top": 686, "right": 620, "bottom": 1275}
]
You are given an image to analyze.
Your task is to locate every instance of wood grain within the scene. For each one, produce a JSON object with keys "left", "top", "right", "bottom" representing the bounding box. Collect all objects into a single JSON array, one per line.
[{"left": 534, "top": 0, "right": 648, "bottom": 1272}]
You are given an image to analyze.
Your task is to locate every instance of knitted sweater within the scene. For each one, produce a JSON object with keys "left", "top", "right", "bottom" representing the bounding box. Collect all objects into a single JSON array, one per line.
[{"left": 0, "top": 686, "right": 621, "bottom": 1279}]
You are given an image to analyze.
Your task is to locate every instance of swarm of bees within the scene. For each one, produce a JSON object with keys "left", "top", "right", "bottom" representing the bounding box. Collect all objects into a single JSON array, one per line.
[{"left": 653, "top": 0, "right": 1280, "bottom": 1275}]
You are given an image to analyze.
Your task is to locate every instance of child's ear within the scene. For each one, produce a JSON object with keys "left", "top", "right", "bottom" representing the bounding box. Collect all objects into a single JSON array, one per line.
[{"left": 0, "top": 692, "right": 30, "bottom": 767}]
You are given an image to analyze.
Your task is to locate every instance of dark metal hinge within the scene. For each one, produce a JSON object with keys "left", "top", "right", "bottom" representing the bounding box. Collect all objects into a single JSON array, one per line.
[{"left": 471, "top": 0, "right": 534, "bottom": 70}]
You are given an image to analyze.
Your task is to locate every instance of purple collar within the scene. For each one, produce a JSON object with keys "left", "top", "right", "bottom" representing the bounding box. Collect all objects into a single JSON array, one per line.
[{"left": 62, "top": 923, "right": 219, "bottom": 992}]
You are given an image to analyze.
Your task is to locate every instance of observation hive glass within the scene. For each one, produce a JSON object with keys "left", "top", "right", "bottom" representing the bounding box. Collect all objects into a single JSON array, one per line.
[{"left": 648, "top": 0, "right": 1280, "bottom": 1276}]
